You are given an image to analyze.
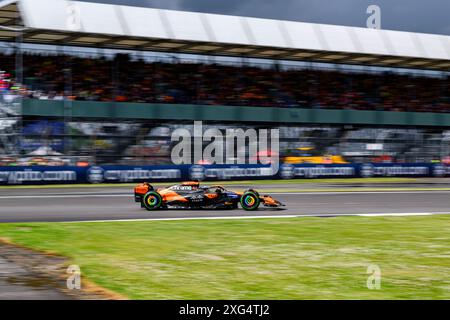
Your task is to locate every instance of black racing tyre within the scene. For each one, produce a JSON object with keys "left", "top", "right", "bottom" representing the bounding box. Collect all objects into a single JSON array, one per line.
[
  {"left": 244, "top": 188, "right": 260, "bottom": 197},
  {"left": 240, "top": 192, "right": 260, "bottom": 211},
  {"left": 142, "top": 191, "right": 163, "bottom": 211}
]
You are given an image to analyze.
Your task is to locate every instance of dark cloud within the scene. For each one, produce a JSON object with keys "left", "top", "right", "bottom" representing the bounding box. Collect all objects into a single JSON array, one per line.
[{"left": 79, "top": 0, "right": 450, "bottom": 35}]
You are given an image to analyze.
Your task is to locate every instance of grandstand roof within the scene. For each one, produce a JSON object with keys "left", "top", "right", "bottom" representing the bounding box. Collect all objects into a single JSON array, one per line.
[{"left": 0, "top": 0, "right": 449, "bottom": 70}]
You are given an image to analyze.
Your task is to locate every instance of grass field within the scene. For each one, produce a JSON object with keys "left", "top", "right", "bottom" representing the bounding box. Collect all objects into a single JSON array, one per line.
[{"left": 0, "top": 215, "right": 449, "bottom": 299}]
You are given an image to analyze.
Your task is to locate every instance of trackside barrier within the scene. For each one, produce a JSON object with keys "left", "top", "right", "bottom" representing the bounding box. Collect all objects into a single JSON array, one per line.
[{"left": 0, "top": 163, "right": 448, "bottom": 185}]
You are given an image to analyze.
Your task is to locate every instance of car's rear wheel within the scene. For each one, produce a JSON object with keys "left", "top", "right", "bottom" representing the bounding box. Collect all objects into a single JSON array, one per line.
[
  {"left": 240, "top": 191, "right": 260, "bottom": 211},
  {"left": 142, "top": 191, "right": 163, "bottom": 211}
]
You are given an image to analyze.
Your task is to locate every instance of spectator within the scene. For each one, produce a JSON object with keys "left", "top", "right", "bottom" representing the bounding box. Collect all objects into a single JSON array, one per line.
[{"left": 0, "top": 52, "right": 448, "bottom": 113}]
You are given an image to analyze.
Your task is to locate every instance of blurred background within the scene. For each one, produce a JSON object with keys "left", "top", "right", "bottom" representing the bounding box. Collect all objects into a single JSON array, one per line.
[{"left": 1, "top": 48, "right": 449, "bottom": 167}]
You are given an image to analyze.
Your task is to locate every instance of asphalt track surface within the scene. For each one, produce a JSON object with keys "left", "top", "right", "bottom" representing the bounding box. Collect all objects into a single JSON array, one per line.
[{"left": 0, "top": 183, "right": 449, "bottom": 223}]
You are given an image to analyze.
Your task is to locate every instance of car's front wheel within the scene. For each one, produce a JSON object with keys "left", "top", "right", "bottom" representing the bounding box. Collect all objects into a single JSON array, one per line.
[
  {"left": 240, "top": 191, "right": 260, "bottom": 211},
  {"left": 142, "top": 191, "right": 163, "bottom": 211}
]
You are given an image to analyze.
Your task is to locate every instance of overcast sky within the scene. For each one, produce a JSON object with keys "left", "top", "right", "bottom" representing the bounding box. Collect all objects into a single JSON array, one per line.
[{"left": 78, "top": 0, "right": 450, "bottom": 35}]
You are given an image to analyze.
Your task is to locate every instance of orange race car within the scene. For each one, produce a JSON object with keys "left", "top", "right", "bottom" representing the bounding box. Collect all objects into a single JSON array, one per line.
[{"left": 134, "top": 181, "right": 285, "bottom": 211}]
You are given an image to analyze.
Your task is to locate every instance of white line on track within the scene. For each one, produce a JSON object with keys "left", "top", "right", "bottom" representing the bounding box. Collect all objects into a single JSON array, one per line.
[
  {"left": 357, "top": 212, "right": 434, "bottom": 217},
  {"left": 3, "top": 190, "right": 450, "bottom": 199},
  {"left": 66, "top": 211, "right": 450, "bottom": 223}
]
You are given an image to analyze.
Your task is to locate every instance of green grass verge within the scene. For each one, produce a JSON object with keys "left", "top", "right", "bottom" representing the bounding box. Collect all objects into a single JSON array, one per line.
[
  {"left": 0, "top": 216, "right": 449, "bottom": 299},
  {"left": 0, "top": 177, "right": 422, "bottom": 189}
]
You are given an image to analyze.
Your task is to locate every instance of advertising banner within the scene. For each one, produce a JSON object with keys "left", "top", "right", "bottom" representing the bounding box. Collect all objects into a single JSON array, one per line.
[
  {"left": 0, "top": 166, "right": 85, "bottom": 185},
  {"left": 0, "top": 163, "right": 447, "bottom": 185}
]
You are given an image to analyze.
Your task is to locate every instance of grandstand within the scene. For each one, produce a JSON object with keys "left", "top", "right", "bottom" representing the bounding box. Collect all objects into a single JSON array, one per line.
[
  {"left": 0, "top": 0, "right": 449, "bottom": 166},
  {"left": 0, "top": 0, "right": 449, "bottom": 69}
]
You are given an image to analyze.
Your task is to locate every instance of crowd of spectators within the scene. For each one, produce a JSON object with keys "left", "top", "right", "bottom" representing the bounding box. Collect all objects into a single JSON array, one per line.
[{"left": 1, "top": 52, "right": 449, "bottom": 113}]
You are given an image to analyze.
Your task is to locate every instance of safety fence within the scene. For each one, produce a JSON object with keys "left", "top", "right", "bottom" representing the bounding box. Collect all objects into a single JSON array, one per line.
[{"left": 0, "top": 163, "right": 449, "bottom": 185}]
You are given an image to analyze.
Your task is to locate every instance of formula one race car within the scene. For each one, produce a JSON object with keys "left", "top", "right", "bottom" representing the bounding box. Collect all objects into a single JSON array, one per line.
[{"left": 134, "top": 181, "right": 285, "bottom": 211}]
